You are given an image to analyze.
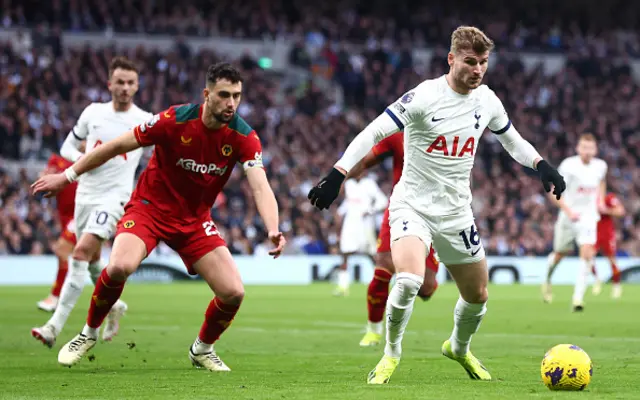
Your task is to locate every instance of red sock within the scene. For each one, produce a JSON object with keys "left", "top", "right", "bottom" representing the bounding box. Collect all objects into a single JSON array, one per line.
[
  {"left": 611, "top": 263, "right": 621, "bottom": 283},
  {"left": 51, "top": 258, "right": 68, "bottom": 297},
  {"left": 367, "top": 268, "right": 392, "bottom": 323},
  {"left": 198, "top": 297, "right": 241, "bottom": 344},
  {"left": 86, "top": 269, "right": 126, "bottom": 329}
]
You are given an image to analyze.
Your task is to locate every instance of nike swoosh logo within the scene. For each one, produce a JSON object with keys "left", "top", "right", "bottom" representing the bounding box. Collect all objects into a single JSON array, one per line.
[
  {"left": 432, "top": 116, "right": 445, "bottom": 122},
  {"left": 164, "top": 112, "right": 171, "bottom": 118},
  {"left": 471, "top": 248, "right": 481, "bottom": 256}
]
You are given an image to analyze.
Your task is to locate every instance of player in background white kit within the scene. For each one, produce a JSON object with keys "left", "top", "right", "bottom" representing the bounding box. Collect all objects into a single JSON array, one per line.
[
  {"left": 31, "top": 57, "right": 153, "bottom": 348},
  {"left": 542, "top": 134, "right": 607, "bottom": 311},
  {"left": 308, "top": 26, "right": 566, "bottom": 384},
  {"left": 334, "top": 173, "right": 388, "bottom": 296}
]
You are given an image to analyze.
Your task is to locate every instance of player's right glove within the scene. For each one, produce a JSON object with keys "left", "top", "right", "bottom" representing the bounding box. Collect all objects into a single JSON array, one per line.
[
  {"left": 308, "top": 168, "right": 346, "bottom": 210},
  {"left": 537, "top": 159, "right": 566, "bottom": 200}
]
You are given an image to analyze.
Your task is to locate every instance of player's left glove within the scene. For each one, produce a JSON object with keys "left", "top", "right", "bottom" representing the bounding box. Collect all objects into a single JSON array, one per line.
[
  {"left": 308, "top": 168, "right": 346, "bottom": 210},
  {"left": 537, "top": 160, "right": 566, "bottom": 200}
]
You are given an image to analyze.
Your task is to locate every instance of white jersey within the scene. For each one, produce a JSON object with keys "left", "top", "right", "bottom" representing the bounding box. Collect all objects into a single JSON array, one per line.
[
  {"left": 384, "top": 75, "right": 511, "bottom": 216},
  {"left": 337, "top": 177, "right": 388, "bottom": 226},
  {"left": 557, "top": 155, "right": 607, "bottom": 221},
  {"left": 71, "top": 102, "right": 152, "bottom": 204}
]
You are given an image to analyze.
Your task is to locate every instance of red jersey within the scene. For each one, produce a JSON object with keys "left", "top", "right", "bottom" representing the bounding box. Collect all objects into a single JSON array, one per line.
[
  {"left": 47, "top": 153, "right": 77, "bottom": 221},
  {"left": 372, "top": 132, "right": 404, "bottom": 185},
  {"left": 598, "top": 193, "right": 620, "bottom": 237},
  {"left": 132, "top": 104, "right": 263, "bottom": 224}
]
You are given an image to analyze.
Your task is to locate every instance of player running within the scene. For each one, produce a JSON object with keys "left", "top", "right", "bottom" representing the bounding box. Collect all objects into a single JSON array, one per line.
[
  {"left": 347, "top": 132, "right": 441, "bottom": 347},
  {"left": 32, "top": 62, "right": 286, "bottom": 371},
  {"left": 594, "top": 192, "right": 625, "bottom": 298},
  {"left": 36, "top": 153, "right": 78, "bottom": 312},
  {"left": 31, "top": 57, "right": 152, "bottom": 347},
  {"left": 543, "top": 134, "right": 607, "bottom": 311},
  {"left": 334, "top": 172, "right": 387, "bottom": 296},
  {"left": 308, "top": 26, "right": 565, "bottom": 384}
]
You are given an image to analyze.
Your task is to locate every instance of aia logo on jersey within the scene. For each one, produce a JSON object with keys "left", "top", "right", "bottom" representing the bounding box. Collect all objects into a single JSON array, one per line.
[
  {"left": 221, "top": 144, "right": 233, "bottom": 157},
  {"left": 426, "top": 135, "right": 475, "bottom": 157},
  {"left": 176, "top": 158, "right": 228, "bottom": 176}
]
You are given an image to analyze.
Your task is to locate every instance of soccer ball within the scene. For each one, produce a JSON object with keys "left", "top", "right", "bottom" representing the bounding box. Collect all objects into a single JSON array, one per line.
[{"left": 541, "top": 344, "right": 593, "bottom": 391}]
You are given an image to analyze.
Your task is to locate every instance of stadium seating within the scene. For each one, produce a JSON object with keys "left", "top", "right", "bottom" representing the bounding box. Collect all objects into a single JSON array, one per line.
[{"left": 1, "top": 3, "right": 639, "bottom": 257}]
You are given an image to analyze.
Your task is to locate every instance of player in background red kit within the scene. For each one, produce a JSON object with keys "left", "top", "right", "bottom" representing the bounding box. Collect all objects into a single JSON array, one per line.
[
  {"left": 32, "top": 63, "right": 286, "bottom": 371},
  {"left": 36, "top": 153, "right": 78, "bottom": 312},
  {"left": 593, "top": 192, "right": 625, "bottom": 298},
  {"left": 345, "top": 132, "right": 440, "bottom": 347}
]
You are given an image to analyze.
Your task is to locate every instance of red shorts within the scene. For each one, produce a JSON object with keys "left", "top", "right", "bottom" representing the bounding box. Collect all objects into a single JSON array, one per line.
[
  {"left": 115, "top": 202, "right": 227, "bottom": 275},
  {"left": 595, "top": 234, "right": 616, "bottom": 257},
  {"left": 59, "top": 216, "right": 77, "bottom": 245},
  {"left": 377, "top": 208, "right": 439, "bottom": 273}
]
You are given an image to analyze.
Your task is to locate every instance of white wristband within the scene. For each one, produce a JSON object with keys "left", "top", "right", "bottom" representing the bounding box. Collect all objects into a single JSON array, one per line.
[{"left": 64, "top": 167, "right": 79, "bottom": 183}]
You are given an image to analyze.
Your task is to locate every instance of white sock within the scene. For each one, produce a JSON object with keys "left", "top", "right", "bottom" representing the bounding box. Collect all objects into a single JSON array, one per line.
[
  {"left": 384, "top": 272, "right": 423, "bottom": 359},
  {"left": 191, "top": 337, "right": 213, "bottom": 354},
  {"left": 337, "top": 269, "right": 350, "bottom": 289},
  {"left": 368, "top": 321, "right": 383, "bottom": 335},
  {"left": 47, "top": 258, "right": 89, "bottom": 334},
  {"left": 546, "top": 252, "right": 559, "bottom": 283},
  {"left": 81, "top": 324, "right": 99, "bottom": 339},
  {"left": 88, "top": 259, "right": 106, "bottom": 284},
  {"left": 449, "top": 296, "right": 487, "bottom": 356},
  {"left": 572, "top": 258, "right": 590, "bottom": 305}
]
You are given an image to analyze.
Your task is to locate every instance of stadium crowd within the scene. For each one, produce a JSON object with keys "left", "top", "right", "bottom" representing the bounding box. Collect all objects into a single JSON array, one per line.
[
  {"left": 4, "top": 0, "right": 640, "bottom": 56},
  {"left": 1, "top": 9, "right": 640, "bottom": 257}
]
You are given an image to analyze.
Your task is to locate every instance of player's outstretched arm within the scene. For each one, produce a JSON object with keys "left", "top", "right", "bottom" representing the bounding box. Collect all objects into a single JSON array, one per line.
[
  {"left": 308, "top": 112, "right": 399, "bottom": 210},
  {"left": 345, "top": 149, "right": 384, "bottom": 180},
  {"left": 32, "top": 130, "right": 140, "bottom": 197},
  {"left": 60, "top": 131, "right": 85, "bottom": 163},
  {"left": 493, "top": 124, "right": 566, "bottom": 199},
  {"left": 246, "top": 167, "right": 286, "bottom": 258}
]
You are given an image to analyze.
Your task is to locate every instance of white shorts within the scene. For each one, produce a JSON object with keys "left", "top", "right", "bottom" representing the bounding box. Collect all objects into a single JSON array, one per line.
[
  {"left": 553, "top": 215, "right": 597, "bottom": 253},
  {"left": 389, "top": 204, "right": 484, "bottom": 265},
  {"left": 339, "top": 221, "right": 377, "bottom": 255},
  {"left": 74, "top": 202, "right": 125, "bottom": 240}
]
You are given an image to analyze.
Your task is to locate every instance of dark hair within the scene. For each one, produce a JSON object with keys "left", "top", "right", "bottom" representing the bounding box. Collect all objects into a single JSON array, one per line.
[
  {"left": 109, "top": 56, "right": 139, "bottom": 77},
  {"left": 206, "top": 62, "right": 243, "bottom": 86}
]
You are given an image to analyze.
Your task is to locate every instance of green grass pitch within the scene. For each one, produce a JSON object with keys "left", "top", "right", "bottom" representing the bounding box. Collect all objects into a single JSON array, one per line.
[{"left": 1, "top": 283, "right": 639, "bottom": 399}]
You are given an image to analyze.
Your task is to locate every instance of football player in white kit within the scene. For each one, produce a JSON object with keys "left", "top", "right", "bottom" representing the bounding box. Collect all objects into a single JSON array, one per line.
[
  {"left": 31, "top": 57, "right": 153, "bottom": 348},
  {"left": 308, "top": 26, "right": 566, "bottom": 384},
  {"left": 334, "top": 173, "right": 388, "bottom": 296},
  {"left": 542, "top": 133, "right": 607, "bottom": 311}
]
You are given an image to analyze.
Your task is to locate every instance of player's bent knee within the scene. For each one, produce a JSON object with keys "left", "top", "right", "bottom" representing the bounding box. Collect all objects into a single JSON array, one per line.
[
  {"left": 217, "top": 285, "right": 245, "bottom": 305},
  {"left": 106, "top": 259, "right": 139, "bottom": 280},
  {"left": 461, "top": 285, "right": 488, "bottom": 304}
]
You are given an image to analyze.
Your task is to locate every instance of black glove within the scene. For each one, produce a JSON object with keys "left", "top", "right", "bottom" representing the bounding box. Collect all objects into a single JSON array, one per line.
[
  {"left": 537, "top": 160, "right": 566, "bottom": 200},
  {"left": 308, "top": 168, "right": 346, "bottom": 210}
]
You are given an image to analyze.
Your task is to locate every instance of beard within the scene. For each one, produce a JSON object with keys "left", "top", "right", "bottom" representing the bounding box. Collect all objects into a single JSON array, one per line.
[{"left": 213, "top": 110, "right": 234, "bottom": 123}]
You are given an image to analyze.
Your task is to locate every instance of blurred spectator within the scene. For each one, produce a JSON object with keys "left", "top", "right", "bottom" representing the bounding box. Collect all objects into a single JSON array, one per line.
[{"left": 1, "top": 2, "right": 639, "bottom": 257}]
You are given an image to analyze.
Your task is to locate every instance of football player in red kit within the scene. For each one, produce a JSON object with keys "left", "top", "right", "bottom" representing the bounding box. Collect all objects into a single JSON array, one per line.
[
  {"left": 593, "top": 192, "right": 625, "bottom": 298},
  {"left": 37, "top": 154, "right": 78, "bottom": 312},
  {"left": 32, "top": 62, "right": 286, "bottom": 371},
  {"left": 345, "top": 132, "right": 440, "bottom": 347}
]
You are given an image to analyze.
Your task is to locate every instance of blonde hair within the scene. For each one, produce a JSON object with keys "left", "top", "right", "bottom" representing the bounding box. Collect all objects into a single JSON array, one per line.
[
  {"left": 579, "top": 133, "right": 597, "bottom": 143},
  {"left": 450, "top": 26, "right": 495, "bottom": 54}
]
